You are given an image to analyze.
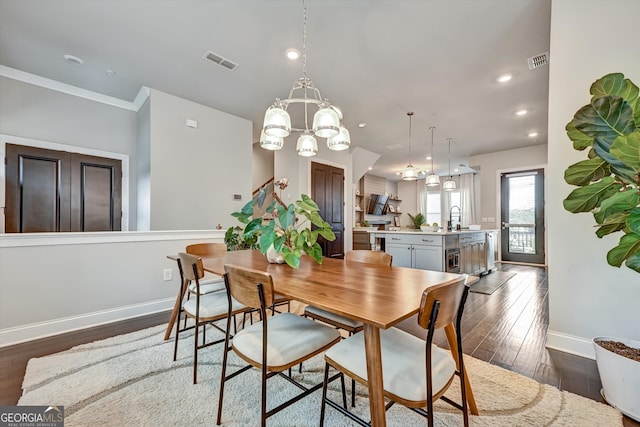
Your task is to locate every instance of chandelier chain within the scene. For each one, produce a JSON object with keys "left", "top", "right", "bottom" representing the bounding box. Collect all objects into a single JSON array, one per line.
[
  {"left": 408, "top": 112, "right": 414, "bottom": 165},
  {"left": 430, "top": 126, "right": 435, "bottom": 172},
  {"left": 302, "top": 0, "right": 308, "bottom": 80}
]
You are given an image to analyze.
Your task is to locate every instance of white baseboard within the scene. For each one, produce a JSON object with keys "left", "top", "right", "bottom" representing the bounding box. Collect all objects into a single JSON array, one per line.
[
  {"left": 546, "top": 329, "right": 595, "bottom": 360},
  {"left": 0, "top": 298, "right": 174, "bottom": 348}
]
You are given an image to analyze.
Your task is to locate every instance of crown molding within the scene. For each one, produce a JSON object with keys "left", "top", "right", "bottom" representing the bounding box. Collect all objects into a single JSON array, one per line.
[{"left": 0, "top": 65, "right": 149, "bottom": 112}]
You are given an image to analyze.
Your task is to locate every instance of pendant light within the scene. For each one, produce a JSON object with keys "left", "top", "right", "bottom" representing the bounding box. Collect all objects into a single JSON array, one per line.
[
  {"left": 443, "top": 138, "right": 456, "bottom": 191},
  {"left": 425, "top": 126, "right": 440, "bottom": 186},
  {"left": 401, "top": 112, "right": 418, "bottom": 181}
]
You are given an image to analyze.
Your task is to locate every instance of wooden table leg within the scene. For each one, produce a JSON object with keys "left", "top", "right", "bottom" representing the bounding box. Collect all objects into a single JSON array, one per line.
[
  {"left": 363, "top": 324, "right": 386, "bottom": 427},
  {"left": 163, "top": 277, "right": 187, "bottom": 341},
  {"left": 444, "top": 323, "right": 478, "bottom": 415}
]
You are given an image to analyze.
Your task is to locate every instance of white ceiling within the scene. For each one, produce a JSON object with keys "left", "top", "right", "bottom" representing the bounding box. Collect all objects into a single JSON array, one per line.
[{"left": 0, "top": 0, "right": 551, "bottom": 181}]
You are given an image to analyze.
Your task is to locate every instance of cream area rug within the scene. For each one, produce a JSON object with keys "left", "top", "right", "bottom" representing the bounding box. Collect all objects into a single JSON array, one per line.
[{"left": 19, "top": 323, "right": 622, "bottom": 427}]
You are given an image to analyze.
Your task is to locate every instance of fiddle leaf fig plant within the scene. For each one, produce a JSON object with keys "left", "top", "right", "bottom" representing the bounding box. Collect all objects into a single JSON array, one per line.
[
  {"left": 563, "top": 73, "right": 640, "bottom": 273},
  {"left": 229, "top": 192, "right": 335, "bottom": 269}
]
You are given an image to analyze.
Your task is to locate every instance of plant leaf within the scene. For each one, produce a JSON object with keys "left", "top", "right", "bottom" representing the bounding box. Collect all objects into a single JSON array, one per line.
[
  {"left": 610, "top": 131, "right": 640, "bottom": 172},
  {"left": 566, "top": 121, "right": 593, "bottom": 151},
  {"left": 593, "top": 188, "right": 639, "bottom": 224},
  {"left": 258, "top": 220, "right": 275, "bottom": 253},
  {"left": 607, "top": 232, "right": 640, "bottom": 268},
  {"left": 590, "top": 73, "right": 640, "bottom": 124},
  {"left": 574, "top": 96, "right": 635, "bottom": 142},
  {"left": 244, "top": 217, "right": 264, "bottom": 237},
  {"left": 627, "top": 208, "right": 640, "bottom": 234},
  {"left": 563, "top": 177, "right": 622, "bottom": 213},
  {"left": 278, "top": 203, "right": 294, "bottom": 231},
  {"left": 625, "top": 252, "right": 640, "bottom": 273},
  {"left": 256, "top": 185, "right": 268, "bottom": 208},
  {"left": 318, "top": 226, "right": 336, "bottom": 241},
  {"left": 297, "top": 194, "right": 319, "bottom": 211},
  {"left": 304, "top": 242, "right": 323, "bottom": 263},
  {"left": 564, "top": 158, "right": 609, "bottom": 186},
  {"left": 281, "top": 246, "right": 300, "bottom": 269}
]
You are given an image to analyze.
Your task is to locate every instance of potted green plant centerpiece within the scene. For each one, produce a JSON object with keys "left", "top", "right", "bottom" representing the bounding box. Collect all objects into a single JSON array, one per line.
[
  {"left": 563, "top": 72, "right": 640, "bottom": 421},
  {"left": 228, "top": 180, "right": 335, "bottom": 269}
]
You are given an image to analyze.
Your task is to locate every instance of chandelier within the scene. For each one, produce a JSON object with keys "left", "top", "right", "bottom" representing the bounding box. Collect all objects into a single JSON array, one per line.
[
  {"left": 260, "top": 0, "right": 349, "bottom": 157},
  {"left": 425, "top": 126, "right": 440, "bottom": 186},
  {"left": 401, "top": 112, "right": 418, "bottom": 180},
  {"left": 443, "top": 138, "right": 456, "bottom": 191}
]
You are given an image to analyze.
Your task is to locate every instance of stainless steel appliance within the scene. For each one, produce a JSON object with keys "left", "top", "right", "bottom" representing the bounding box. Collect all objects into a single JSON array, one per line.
[
  {"left": 484, "top": 231, "right": 498, "bottom": 274},
  {"left": 446, "top": 248, "right": 460, "bottom": 273}
]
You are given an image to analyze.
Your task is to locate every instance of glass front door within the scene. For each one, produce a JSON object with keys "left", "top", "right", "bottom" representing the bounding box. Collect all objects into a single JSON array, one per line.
[{"left": 500, "top": 169, "right": 545, "bottom": 264}]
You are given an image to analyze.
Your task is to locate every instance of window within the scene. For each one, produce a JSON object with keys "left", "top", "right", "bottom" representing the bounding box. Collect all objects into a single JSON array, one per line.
[{"left": 424, "top": 191, "right": 441, "bottom": 226}]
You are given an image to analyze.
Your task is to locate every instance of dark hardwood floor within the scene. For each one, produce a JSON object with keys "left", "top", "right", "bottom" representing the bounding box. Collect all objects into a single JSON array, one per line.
[{"left": 0, "top": 263, "right": 637, "bottom": 425}]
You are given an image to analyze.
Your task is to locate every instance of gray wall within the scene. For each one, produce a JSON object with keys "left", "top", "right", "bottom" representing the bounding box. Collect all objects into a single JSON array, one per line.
[{"left": 148, "top": 89, "right": 252, "bottom": 230}]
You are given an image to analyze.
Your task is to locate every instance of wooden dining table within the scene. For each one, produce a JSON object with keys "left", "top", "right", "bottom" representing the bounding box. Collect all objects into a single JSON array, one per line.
[{"left": 193, "top": 249, "right": 478, "bottom": 426}]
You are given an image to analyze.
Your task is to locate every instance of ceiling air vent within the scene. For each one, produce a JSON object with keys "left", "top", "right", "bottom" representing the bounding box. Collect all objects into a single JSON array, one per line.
[
  {"left": 202, "top": 50, "right": 239, "bottom": 71},
  {"left": 528, "top": 51, "right": 549, "bottom": 70}
]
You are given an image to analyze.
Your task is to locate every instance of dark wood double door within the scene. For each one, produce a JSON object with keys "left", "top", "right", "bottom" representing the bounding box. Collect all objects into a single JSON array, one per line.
[
  {"left": 5, "top": 143, "right": 122, "bottom": 233},
  {"left": 311, "top": 162, "right": 344, "bottom": 258}
]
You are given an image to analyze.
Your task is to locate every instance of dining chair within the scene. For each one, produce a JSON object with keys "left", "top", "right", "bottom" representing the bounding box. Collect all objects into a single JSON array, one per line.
[
  {"left": 319, "top": 275, "right": 471, "bottom": 427},
  {"left": 173, "top": 252, "right": 248, "bottom": 384},
  {"left": 217, "top": 264, "right": 344, "bottom": 427},
  {"left": 185, "top": 243, "right": 228, "bottom": 295},
  {"left": 303, "top": 249, "right": 392, "bottom": 405},
  {"left": 187, "top": 242, "right": 290, "bottom": 319}
]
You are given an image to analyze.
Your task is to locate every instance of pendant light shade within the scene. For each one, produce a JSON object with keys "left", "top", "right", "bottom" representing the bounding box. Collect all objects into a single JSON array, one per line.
[
  {"left": 402, "top": 112, "right": 418, "bottom": 181},
  {"left": 260, "top": 130, "right": 284, "bottom": 150},
  {"left": 296, "top": 133, "right": 318, "bottom": 157},
  {"left": 401, "top": 165, "right": 419, "bottom": 180},
  {"left": 426, "top": 126, "right": 440, "bottom": 186},
  {"left": 263, "top": 105, "right": 291, "bottom": 138},
  {"left": 312, "top": 106, "right": 340, "bottom": 138},
  {"left": 443, "top": 137, "right": 456, "bottom": 191},
  {"left": 443, "top": 179, "right": 456, "bottom": 191},
  {"left": 327, "top": 126, "right": 351, "bottom": 151}
]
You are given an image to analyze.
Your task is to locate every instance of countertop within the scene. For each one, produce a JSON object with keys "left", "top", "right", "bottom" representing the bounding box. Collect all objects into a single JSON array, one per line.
[{"left": 355, "top": 228, "right": 499, "bottom": 236}]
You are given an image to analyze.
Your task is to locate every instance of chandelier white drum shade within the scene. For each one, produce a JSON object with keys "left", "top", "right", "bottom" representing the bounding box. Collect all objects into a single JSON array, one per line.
[
  {"left": 443, "top": 137, "right": 456, "bottom": 191},
  {"left": 425, "top": 126, "right": 440, "bottom": 186},
  {"left": 259, "top": 130, "right": 284, "bottom": 150},
  {"left": 261, "top": 0, "right": 349, "bottom": 156},
  {"left": 401, "top": 112, "right": 418, "bottom": 181}
]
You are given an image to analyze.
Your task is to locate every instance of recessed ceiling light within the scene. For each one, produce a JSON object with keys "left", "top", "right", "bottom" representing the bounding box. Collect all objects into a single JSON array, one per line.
[
  {"left": 454, "top": 168, "right": 459, "bottom": 172},
  {"left": 105, "top": 69, "right": 115, "bottom": 77},
  {"left": 285, "top": 48, "right": 300, "bottom": 60},
  {"left": 528, "top": 131, "right": 538, "bottom": 138},
  {"left": 497, "top": 73, "right": 512, "bottom": 83},
  {"left": 425, "top": 156, "right": 432, "bottom": 160},
  {"left": 63, "top": 54, "right": 84, "bottom": 65},
  {"left": 358, "top": 123, "right": 367, "bottom": 128},
  {"left": 515, "top": 109, "right": 528, "bottom": 116},
  {"left": 368, "top": 166, "right": 373, "bottom": 170}
]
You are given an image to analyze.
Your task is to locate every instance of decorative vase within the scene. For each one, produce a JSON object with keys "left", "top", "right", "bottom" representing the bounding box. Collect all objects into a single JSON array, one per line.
[
  {"left": 593, "top": 337, "right": 640, "bottom": 421},
  {"left": 266, "top": 245, "right": 285, "bottom": 264}
]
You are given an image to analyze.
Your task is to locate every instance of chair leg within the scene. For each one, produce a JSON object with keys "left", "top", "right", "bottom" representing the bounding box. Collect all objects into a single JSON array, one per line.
[
  {"left": 193, "top": 321, "right": 199, "bottom": 384},
  {"left": 173, "top": 312, "right": 181, "bottom": 361},
  {"left": 216, "top": 322, "right": 232, "bottom": 425},
  {"left": 319, "top": 363, "right": 330, "bottom": 426},
  {"left": 261, "top": 364, "right": 267, "bottom": 427},
  {"left": 351, "top": 378, "right": 356, "bottom": 407}
]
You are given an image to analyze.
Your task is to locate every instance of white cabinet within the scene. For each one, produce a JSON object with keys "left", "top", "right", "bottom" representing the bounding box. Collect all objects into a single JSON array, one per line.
[{"left": 385, "top": 234, "right": 443, "bottom": 271}]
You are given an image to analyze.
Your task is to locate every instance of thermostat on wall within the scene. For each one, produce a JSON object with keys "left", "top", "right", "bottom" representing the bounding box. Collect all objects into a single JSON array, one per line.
[{"left": 233, "top": 194, "right": 242, "bottom": 200}]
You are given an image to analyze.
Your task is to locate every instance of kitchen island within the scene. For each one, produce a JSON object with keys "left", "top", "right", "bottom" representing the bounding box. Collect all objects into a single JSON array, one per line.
[{"left": 359, "top": 229, "right": 499, "bottom": 275}]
